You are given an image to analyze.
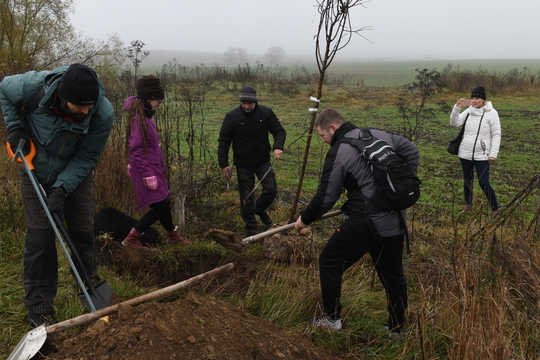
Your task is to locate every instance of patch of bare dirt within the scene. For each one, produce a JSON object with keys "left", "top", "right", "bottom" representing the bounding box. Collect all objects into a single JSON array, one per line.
[
  {"left": 93, "top": 206, "right": 262, "bottom": 295},
  {"left": 42, "top": 293, "right": 346, "bottom": 360},
  {"left": 94, "top": 235, "right": 260, "bottom": 299}
]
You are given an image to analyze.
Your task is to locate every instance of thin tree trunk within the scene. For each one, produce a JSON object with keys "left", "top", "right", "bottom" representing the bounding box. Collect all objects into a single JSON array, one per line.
[{"left": 288, "top": 69, "right": 326, "bottom": 222}]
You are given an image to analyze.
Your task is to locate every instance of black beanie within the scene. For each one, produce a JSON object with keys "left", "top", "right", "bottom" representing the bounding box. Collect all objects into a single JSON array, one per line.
[
  {"left": 136, "top": 75, "right": 165, "bottom": 100},
  {"left": 57, "top": 64, "right": 100, "bottom": 105},
  {"left": 239, "top": 86, "right": 258, "bottom": 102},
  {"left": 471, "top": 86, "right": 486, "bottom": 100}
]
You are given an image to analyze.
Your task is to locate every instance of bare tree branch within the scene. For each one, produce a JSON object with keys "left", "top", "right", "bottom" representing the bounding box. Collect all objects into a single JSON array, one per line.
[{"left": 289, "top": 0, "right": 372, "bottom": 221}]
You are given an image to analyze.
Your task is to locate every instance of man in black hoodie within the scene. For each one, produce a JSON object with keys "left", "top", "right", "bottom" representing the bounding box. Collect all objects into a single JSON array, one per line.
[
  {"left": 218, "top": 86, "right": 286, "bottom": 237},
  {"left": 295, "top": 108, "right": 419, "bottom": 334}
]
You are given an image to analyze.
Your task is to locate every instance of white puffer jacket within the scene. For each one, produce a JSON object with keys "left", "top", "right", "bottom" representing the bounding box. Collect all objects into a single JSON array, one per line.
[{"left": 450, "top": 101, "right": 501, "bottom": 161}]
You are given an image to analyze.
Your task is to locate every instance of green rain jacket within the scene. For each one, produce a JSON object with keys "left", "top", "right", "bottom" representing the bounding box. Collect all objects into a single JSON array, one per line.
[{"left": 0, "top": 65, "right": 114, "bottom": 193}]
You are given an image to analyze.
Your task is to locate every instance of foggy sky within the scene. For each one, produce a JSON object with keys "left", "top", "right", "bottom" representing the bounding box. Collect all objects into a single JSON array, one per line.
[{"left": 71, "top": 0, "right": 540, "bottom": 61}]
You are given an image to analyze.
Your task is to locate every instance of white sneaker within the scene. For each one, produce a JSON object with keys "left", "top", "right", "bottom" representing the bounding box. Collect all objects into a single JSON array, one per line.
[
  {"left": 307, "top": 317, "right": 342, "bottom": 330},
  {"left": 382, "top": 325, "right": 402, "bottom": 337}
]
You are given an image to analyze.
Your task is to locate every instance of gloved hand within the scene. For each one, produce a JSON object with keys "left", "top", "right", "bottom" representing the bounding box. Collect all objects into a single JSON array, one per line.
[
  {"left": 143, "top": 176, "right": 158, "bottom": 190},
  {"left": 48, "top": 187, "right": 67, "bottom": 223},
  {"left": 6, "top": 128, "right": 29, "bottom": 156},
  {"left": 126, "top": 164, "right": 132, "bottom": 176}
]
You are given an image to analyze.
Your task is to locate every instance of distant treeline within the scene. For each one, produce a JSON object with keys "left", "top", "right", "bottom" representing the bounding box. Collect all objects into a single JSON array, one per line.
[{"left": 131, "top": 61, "right": 540, "bottom": 95}]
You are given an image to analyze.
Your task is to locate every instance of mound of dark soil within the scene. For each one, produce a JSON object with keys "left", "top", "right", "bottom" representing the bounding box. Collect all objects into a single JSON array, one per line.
[{"left": 43, "top": 293, "right": 345, "bottom": 360}]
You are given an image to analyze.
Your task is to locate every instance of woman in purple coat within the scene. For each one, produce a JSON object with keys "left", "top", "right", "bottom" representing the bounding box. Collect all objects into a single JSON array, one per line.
[{"left": 121, "top": 75, "right": 191, "bottom": 247}]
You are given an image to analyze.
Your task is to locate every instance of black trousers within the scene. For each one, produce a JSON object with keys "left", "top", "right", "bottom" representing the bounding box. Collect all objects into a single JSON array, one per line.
[
  {"left": 19, "top": 169, "right": 96, "bottom": 315},
  {"left": 236, "top": 162, "right": 277, "bottom": 231},
  {"left": 319, "top": 215, "right": 407, "bottom": 330}
]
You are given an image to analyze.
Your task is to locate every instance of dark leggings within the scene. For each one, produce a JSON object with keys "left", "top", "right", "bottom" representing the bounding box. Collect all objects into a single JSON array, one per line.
[
  {"left": 134, "top": 197, "right": 175, "bottom": 232},
  {"left": 460, "top": 158, "right": 499, "bottom": 211}
]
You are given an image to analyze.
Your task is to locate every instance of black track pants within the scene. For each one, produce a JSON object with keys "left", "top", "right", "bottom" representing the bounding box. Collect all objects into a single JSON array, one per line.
[{"left": 318, "top": 215, "right": 407, "bottom": 329}]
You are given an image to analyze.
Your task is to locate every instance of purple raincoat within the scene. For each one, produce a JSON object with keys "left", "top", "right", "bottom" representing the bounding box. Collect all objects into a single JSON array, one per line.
[{"left": 125, "top": 96, "right": 169, "bottom": 210}]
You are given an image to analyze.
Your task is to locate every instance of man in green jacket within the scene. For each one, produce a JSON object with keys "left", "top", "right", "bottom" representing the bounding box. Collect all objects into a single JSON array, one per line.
[{"left": 0, "top": 63, "right": 114, "bottom": 327}]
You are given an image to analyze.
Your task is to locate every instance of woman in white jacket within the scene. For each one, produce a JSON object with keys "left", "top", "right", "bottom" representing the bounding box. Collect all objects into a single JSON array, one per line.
[{"left": 450, "top": 86, "right": 501, "bottom": 214}]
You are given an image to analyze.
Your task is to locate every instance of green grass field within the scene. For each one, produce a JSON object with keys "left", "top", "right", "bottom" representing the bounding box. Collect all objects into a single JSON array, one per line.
[{"left": 245, "top": 58, "right": 540, "bottom": 87}]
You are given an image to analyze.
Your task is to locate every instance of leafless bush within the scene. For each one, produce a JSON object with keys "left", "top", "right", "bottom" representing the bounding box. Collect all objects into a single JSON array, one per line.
[{"left": 395, "top": 68, "right": 446, "bottom": 141}]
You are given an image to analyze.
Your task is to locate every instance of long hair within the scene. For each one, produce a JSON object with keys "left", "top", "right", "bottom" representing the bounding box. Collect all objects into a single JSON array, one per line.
[{"left": 125, "top": 97, "right": 150, "bottom": 161}]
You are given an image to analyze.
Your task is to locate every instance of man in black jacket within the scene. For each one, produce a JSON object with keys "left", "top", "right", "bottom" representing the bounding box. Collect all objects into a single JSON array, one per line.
[
  {"left": 295, "top": 108, "right": 419, "bottom": 334},
  {"left": 218, "top": 86, "right": 286, "bottom": 237}
]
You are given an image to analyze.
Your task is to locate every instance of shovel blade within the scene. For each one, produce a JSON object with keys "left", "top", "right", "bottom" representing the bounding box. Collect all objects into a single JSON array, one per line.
[
  {"left": 7, "top": 324, "right": 47, "bottom": 360},
  {"left": 79, "top": 281, "right": 115, "bottom": 311},
  {"left": 207, "top": 229, "right": 246, "bottom": 253}
]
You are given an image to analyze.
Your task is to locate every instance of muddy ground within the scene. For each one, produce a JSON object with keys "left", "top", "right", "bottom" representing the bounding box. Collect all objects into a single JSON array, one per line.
[{"left": 30, "top": 208, "right": 346, "bottom": 359}]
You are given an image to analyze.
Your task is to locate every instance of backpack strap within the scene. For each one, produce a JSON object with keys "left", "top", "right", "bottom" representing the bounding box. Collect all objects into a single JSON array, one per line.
[
  {"left": 359, "top": 128, "right": 372, "bottom": 141},
  {"left": 21, "top": 86, "right": 45, "bottom": 113},
  {"left": 21, "top": 71, "right": 64, "bottom": 114},
  {"left": 18, "top": 86, "right": 45, "bottom": 132},
  {"left": 397, "top": 212, "right": 410, "bottom": 254}
]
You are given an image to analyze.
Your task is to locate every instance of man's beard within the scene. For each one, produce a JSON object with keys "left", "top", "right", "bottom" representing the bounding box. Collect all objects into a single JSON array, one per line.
[{"left": 61, "top": 100, "right": 88, "bottom": 123}]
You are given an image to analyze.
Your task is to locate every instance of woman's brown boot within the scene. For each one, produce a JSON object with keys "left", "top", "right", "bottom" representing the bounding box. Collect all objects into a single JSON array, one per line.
[
  {"left": 167, "top": 226, "right": 192, "bottom": 245},
  {"left": 121, "top": 228, "right": 143, "bottom": 247}
]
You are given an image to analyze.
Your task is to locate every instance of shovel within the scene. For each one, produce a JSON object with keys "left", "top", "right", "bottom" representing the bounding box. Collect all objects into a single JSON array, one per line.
[
  {"left": 209, "top": 210, "right": 342, "bottom": 252},
  {"left": 13, "top": 139, "right": 114, "bottom": 312},
  {"left": 7, "top": 263, "right": 234, "bottom": 360}
]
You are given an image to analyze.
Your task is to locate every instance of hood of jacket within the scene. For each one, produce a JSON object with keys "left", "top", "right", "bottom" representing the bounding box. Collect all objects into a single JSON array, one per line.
[
  {"left": 468, "top": 101, "right": 494, "bottom": 115},
  {"left": 124, "top": 96, "right": 136, "bottom": 111}
]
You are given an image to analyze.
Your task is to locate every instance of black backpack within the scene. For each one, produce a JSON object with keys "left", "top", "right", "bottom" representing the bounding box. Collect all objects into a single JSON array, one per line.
[
  {"left": 340, "top": 129, "right": 421, "bottom": 254},
  {"left": 340, "top": 128, "right": 421, "bottom": 212}
]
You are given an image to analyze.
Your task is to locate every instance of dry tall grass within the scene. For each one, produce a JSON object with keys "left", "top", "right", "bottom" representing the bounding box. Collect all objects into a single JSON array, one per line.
[{"left": 398, "top": 175, "right": 540, "bottom": 359}]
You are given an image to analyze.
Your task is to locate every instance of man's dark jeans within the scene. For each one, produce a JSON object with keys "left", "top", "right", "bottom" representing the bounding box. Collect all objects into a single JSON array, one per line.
[{"left": 236, "top": 162, "right": 277, "bottom": 232}]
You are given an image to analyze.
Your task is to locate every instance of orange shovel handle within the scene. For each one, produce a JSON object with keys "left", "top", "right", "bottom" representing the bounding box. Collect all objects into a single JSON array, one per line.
[{"left": 7, "top": 138, "right": 36, "bottom": 170}]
